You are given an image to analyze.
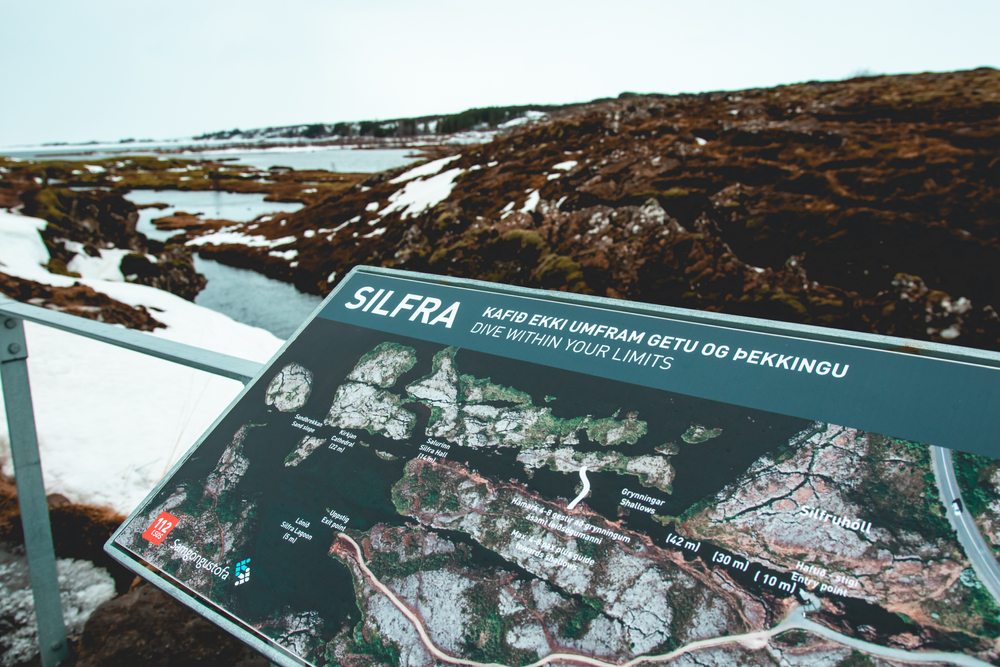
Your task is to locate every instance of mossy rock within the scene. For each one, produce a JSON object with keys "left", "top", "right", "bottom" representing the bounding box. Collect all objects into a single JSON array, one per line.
[
  {"left": 120, "top": 253, "right": 160, "bottom": 279},
  {"left": 502, "top": 229, "right": 549, "bottom": 255},
  {"left": 534, "top": 253, "right": 590, "bottom": 293},
  {"left": 806, "top": 295, "right": 844, "bottom": 309},
  {"left": 768, "top": 289, "right": 809, "bottom": 316},
  {"left": 45, "top": 258, "right": 81, "bottom": 278},
  {"left": 433, "top": 211, "right": 459, "bottom": 230},
  {"left": 25, "top": 188, "right": 74, "bottom": 228},
  {"left": 428, "top": 240, "right": 469, "bottom": 267}
]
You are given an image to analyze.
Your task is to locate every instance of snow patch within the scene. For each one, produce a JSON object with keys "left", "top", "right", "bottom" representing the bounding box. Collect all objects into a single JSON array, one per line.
[
  {"left": 0, "top": 211, "right": 53, "bottom": 283},
  {"left": 186, "top": 231, "right": 297, "bottom": 249},
  {"left": 497, "top": 111, "right": 547, "bottom": 129},
  {"left": 0, "top": 554, "right": 117, "bottom": 666},
  {"left": 0, "top": 210, "right": 282, "bottom": 513},
  {"left": 67, "top": 248, "right": 134, "bottom": 282},
  {"left": 389, "top": 155, "right": 461, "bottom": 184},
  {"left": 521, "top": 191, "right": 540, "bottom": 213},
  {"left": 380, "top": 168, "right": 464, "bottom": 220}
]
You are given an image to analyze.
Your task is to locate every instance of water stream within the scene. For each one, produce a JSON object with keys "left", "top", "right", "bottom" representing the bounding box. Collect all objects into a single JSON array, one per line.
[{"left": 115, "top": 147, "right": 418, "bottom": 339}]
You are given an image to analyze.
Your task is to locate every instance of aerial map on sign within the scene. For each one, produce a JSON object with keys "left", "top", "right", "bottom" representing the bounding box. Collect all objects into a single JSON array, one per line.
[{"left": 111, "top": 271, "right": 1000, "bottom": 667}]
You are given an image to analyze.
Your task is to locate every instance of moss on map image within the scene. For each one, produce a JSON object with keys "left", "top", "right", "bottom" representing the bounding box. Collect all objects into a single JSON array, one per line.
[
  {"left": 681, "top": 424, "right": 723, "bottom": 444},
  {"left": 323, "top": 341, "right": 1000, "bottom": 661},
  {"left": 265, "top": 362, "right": 314, "bottom": 412},
  {"left": 919, "top": 568, "right": 1000, "bottom": 640},
  {"left": 407, "top": 347, "right": 649, "bottom": 450},
  {"left": 348, "top": 342, "right": 418, "bottom": 388},
  {"left": 517, "top": 447, "right": 675, "bottom": 494},
  {"left": 459, "top": 372, "right": 532, "bottom": 405},
  {"left": 684, "top": 425, "right": 997, "bottom": 650},
  {"left": 386, "top": 457, "right": 755, "bottom": 664},
  {"left": 953, "top": 451, "right": 1000, "bottom": 557}
]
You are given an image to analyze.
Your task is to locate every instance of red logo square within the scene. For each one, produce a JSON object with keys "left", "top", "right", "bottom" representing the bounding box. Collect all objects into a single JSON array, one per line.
[{"left": 142, "top": 512, "right": 179, "bottom": 545}]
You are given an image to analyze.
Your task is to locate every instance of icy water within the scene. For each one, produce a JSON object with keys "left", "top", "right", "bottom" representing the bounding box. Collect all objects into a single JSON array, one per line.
[
  {"left": 122, "top": 190, "right": 320, "bottom": 339},
  {"left": 116, "top": 146, "right": 417, "bottom": 339},
  {"left": 192, "top": 257, "right": 323, "bottom": 340},
  {"left": 125, "top": 190, "right": 304, "bottom": 242},
  {"left": 2, "top": 144, "right": 420, "bottom": 173},
  {"left": 182, "top": 146, "right": 419, "bottom": 172}
]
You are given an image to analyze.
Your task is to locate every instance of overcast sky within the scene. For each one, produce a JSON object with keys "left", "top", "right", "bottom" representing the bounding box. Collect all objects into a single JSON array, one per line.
[{"left": 2, "top": 0, "right": 997, "bottom": 147}]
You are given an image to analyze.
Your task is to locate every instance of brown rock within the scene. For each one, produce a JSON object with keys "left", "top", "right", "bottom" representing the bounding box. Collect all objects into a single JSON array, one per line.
[
  {"left": 0, "top": 469, "right": 133, "bottom": 595},
  {"left": 0, "top": 271, "right": 165, "bottom": 332},
  {"left": 76, "top": 583, "right": 268, "bottom": 667},
  {"left": 6, "top": 187, "right": 207, "bottom": 303}
]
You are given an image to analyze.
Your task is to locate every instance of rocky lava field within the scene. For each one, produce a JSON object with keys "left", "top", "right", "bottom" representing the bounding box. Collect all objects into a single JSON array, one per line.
[{"left": 165, "top": 67, "right": 1000, "bottom": 352}]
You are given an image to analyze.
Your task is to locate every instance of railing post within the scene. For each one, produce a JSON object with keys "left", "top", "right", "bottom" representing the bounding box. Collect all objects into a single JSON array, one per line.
[{"left": 1, "top": 317, "right": 69, "bottom": 667}]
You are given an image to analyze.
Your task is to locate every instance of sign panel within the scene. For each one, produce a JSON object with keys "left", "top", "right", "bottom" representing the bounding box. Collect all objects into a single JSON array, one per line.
[{"left": 107, "top": 267, "right": 1000, "bottom": 667}]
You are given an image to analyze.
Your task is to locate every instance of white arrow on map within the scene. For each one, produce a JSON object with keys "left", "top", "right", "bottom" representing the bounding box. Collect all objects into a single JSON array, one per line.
[{"left": 567, "top": 466, "right": 591, "bottom": 510}]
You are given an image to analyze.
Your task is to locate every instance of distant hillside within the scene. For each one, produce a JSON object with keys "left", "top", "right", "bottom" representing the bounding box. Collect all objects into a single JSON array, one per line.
[
  {"left": 183, "top": 67, "right": 1000, "bottom": 353},
  {"left": 193, "top": 104, "right": 572, "bottom": 142}
]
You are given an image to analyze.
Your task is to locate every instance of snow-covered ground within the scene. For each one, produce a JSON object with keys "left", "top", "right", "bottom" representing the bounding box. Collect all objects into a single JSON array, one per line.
[
  {"left": 0, "top": 209, "right": 283, "bottom": 515},
  {"left": 367, "top": 156, "right": 466, "bottom": 230},
  {"left": 497, "top": 110, "right": 548, "bottom": 129}
]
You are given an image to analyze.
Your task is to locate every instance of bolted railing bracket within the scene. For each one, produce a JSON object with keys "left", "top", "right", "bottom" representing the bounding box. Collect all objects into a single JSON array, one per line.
[{"left": 1, "top": 316, "right": 28, "bottom": 362}]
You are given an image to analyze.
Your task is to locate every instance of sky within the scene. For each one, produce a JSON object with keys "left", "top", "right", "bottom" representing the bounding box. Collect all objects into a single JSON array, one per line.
[{"left": 1, "top": 0, "right": 997, "bottom": 147}]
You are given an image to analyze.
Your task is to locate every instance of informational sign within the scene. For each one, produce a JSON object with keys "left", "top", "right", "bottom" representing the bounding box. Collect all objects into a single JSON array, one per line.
[{"left": 107, "top": 267, "right": 1000, "bottom": 667}]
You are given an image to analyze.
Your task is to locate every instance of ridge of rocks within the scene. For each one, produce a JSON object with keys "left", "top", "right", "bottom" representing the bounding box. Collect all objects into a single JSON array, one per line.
[{"left": 175, "top": 67, "right": 1000, "bottom": 350}]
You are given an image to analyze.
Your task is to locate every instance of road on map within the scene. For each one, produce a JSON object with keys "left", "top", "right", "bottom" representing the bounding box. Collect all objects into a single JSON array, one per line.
[{"left": 932, "top": 446, "right": 1000, "bottom": 604}]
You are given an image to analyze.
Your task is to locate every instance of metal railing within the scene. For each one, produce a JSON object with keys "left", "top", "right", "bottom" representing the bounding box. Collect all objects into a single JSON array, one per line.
[{"left": 0, "top": 298, "right": 264, "bottom": 666}]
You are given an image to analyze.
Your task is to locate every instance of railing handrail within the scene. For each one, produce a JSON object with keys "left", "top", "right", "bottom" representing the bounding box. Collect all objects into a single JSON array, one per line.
[{"left": 0, "top": 298, "right": 263, "bottom": 383}]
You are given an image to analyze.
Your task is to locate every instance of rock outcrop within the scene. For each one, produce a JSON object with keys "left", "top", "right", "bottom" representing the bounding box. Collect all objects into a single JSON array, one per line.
[
  {"left": 76, "top": 582, "right": 269, "bottom": 667},
  {"left": 0, "top": 271, "right": 165, "bottom": 331},
  {"left": 0, "top": 176, "right": 207, "bottom": 305}
]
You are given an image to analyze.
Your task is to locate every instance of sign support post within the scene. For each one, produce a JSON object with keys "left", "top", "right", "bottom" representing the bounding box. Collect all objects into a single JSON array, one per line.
[{"left": 1, "top": 316, "right": 69, "bottom": 667}]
